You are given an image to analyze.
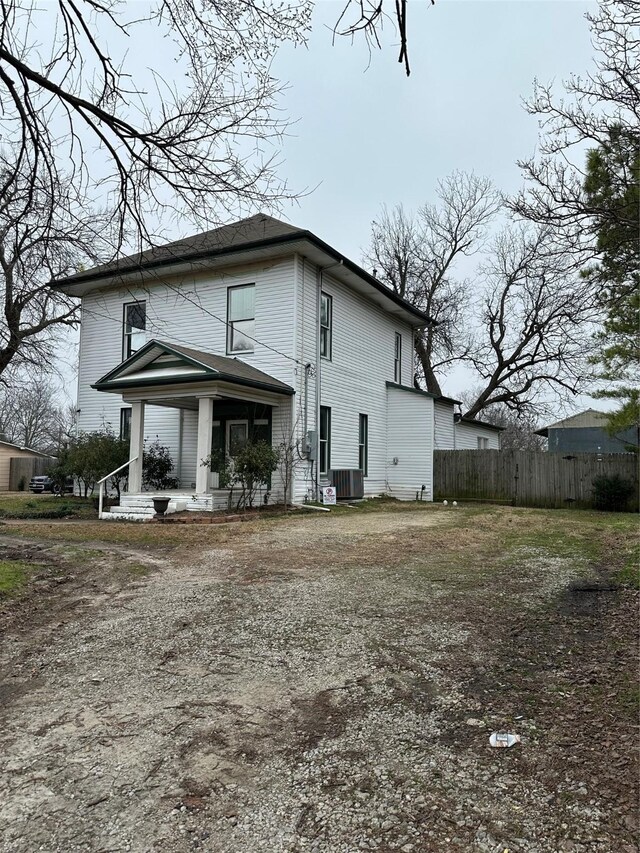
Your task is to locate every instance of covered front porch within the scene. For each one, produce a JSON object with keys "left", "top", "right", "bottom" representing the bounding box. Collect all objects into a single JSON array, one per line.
[{"left": 93, "top": 340, "right": 295, "bottom": 519}]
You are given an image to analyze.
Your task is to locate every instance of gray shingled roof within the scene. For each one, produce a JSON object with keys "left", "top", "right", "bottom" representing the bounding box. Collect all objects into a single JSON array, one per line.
[
  {"left": 55, "top": 213, "right": 432, "bottom": 326},
  {"left": 60, "top": 215, "right": 303, "bottom": 284},
  {"left": 161, "top": 342, "right": 294, "bottom": 393},
  {"left": 93, "top": 339, "right": 294, "bottom": 395}
]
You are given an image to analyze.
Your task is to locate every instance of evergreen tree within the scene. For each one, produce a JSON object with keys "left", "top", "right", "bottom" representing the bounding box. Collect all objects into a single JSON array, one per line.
[{"left": 584, "top": 127, "right": 640, "bottom": 439}]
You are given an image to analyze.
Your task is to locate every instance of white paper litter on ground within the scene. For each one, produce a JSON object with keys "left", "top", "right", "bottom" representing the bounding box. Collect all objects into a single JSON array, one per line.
[{"left": 489, "top": 732, "right": 521, "bottom": 748}]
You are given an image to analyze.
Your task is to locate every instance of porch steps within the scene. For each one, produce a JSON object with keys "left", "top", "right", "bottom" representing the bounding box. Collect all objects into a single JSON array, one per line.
[
  {"left": 186, "top": 492, "right": 232, "bottom": 512},
  {"left": 100, "top": 494, "right": 189, "bottom": 522}
]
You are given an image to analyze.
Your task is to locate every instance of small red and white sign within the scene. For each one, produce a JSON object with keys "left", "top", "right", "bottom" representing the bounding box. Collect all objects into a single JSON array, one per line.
[{"left": 322, "top": 486, "right": 337, "bottom": 505}]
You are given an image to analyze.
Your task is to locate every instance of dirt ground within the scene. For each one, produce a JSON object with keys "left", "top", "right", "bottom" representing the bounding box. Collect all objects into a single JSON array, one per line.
[{"left": 0, "top": 504, "right": 637, "bottom": 853}]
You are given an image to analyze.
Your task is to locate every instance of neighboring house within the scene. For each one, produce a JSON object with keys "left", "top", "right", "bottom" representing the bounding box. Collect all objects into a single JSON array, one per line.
[
  {"left": 434, "top": 398, "right": 503, "bottom": 450},
  {"left": 535, "top": 409, "right": 639, "bottom": 453},
  {"left": 0, "top": 440, "right": 51, "bottom": 491},
  {"left": 52, "top": 214, "right": 445, "bottom": 517}
]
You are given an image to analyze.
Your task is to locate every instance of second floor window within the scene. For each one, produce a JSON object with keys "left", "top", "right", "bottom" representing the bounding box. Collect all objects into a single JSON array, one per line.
[
  {"left": 394, "top": 332, "right": 402, "bottom": 384},
  {"left": 320, "top": 292, "right": 332, "bottom": 360},
  {"left": 227, "top": 284, "right": 255, "bottom": 353},
  {"left": 123, "top": 301, "right": 146, "bottom": 359}
]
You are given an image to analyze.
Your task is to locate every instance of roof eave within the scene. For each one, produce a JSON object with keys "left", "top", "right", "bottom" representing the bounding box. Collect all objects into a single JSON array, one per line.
[
  {"left": 50, "top": 230, "right": 432, "bottom": 327},
  {"left": 92, "top": 372, "right": 294, "bottom": 396}
]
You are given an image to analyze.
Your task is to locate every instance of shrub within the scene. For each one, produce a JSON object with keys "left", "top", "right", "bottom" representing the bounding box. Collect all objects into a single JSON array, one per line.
[
  {"left": 202, "top": 440, "right": 279, "bottom": 510},
  {"left": 592, "top": 474, "right": 636, "bottom": 512},
  {"left": 143, "top": 440, "right": 178, "bottom": 490},
  {"left": 52, "top": 429, "right": 129, "bottom": 497}
]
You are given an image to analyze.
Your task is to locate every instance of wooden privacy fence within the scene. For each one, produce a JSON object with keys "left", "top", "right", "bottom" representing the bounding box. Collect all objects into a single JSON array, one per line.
[
  {"left": 434, "top": 450, "right": 639, "bottom": 511},
  {"left": 9, "top": 456, "right": 55, "bottom": 491}
]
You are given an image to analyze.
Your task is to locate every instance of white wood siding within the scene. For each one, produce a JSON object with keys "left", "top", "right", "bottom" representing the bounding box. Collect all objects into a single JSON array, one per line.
[
  {"left": 77, "top": 252, "right": 426, "bottom": 500},
  {"left": 386, "top": 387, "right": 433, "bottom": 500},
  {"left": 454, "top": 421, "right": 501, "bottom": 450},
  {"left": 305, "top": 268, "right": 417, "bottom": 498},
  {"left": 434, "top": 400, "right": 456, "bottom": 450},
  {"left": 76, "top": 259, "right": 297, "bottom": 485}
]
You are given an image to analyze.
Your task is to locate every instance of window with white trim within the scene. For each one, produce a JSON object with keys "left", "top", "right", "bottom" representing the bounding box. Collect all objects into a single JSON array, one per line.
[
  {"left": 123, "top": 301, "right": 146, "bottom": 359},
  {"left": 394, "top": 332, "right": 402, "bottom": 384},
  {"left": 320, "top": 292, "right": 332, "bottom": 360},
  {"left": 477, "top": 436, "right": 489, "bottom": 449},
  {"left": 227, "top": 284, "right": 255, "bottom": 353}
]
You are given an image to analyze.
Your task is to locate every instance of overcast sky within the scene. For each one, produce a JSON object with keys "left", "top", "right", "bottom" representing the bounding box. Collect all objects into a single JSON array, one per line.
[
  {"left": 58, "top": 0, "right": 599, "bottom": 414},
  {"left": 273, "top": 0, "right": 595, "bottom": 263}
]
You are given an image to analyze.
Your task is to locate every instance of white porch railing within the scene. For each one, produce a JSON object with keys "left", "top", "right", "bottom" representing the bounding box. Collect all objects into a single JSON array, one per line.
[{"left": 97, "top": 457, "right": 138, "bottom": 517}]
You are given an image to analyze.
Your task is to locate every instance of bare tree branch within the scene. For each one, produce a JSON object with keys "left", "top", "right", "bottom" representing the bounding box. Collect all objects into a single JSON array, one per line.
[
  {"left": 0, "top": 152, "right": 113, "bottom": 377},
  {"left": 364, "top": 173, "right": 501, "bottom": 393},
  {"left": 0, "top": 0, "right": 313, "bottom": 252}
]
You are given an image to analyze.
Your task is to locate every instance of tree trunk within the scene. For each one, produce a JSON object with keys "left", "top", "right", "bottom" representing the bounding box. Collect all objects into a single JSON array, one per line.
[{"left": 415, "top": 334, "right": 442, "bottom": 395}]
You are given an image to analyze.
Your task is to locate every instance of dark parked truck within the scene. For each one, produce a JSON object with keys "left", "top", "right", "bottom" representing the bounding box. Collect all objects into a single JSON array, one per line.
[{"left": 28, "top": 476, "right": 74, "bottom": 494}]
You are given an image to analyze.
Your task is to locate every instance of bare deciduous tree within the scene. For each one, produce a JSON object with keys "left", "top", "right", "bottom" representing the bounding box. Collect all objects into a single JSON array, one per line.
[
  {"left": 0, "top": 371, "right": 75, "bottom": 451},
  {"left": 0, "top": 155, "right": 111, "bottom": 377},
  {"left": 509, "top": 0, "right": 639, "bottom": 252},
  {"left": 367, "top": 176, "right": 601, "bottom": 418},
  {"left": 463, "top": 226, "right": 600, "bottom": 420},
  {"left": 365, "top": 173, "right": 501, "bottom": 394},
  {"left": 458, "top": 392, "right": 546, "bottom": 452},
  {"left": 334, "top": 0, "right": 434, "bottom": 75},
  {"left": 0, "top": 0, "right": 312, "bottom": 249}
]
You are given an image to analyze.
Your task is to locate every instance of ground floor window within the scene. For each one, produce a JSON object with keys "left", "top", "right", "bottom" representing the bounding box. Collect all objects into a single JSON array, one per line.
[
  {"left": 359, "top": 413, "right": 368, "bottom": 477},
  {"left": 320, "top": 406, "right": 331, "bottom": 475},
  {"left": 120, "top": 407, "right": 131, "bottom": 441},
  {"left": 477, "top": 436, "right": 489, "bottom": 449}
]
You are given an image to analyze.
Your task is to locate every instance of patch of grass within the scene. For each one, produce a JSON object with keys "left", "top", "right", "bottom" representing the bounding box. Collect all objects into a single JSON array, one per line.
[
  {"left": 614, "top": 543, "right": 640, "bottom": 588},
  {"left": 0, "top": 519, "right": 245, "bottom": 547},
  {"left": 0, "top": 495, "right": 96, "bottom": 520},
  {"left": 0, "top": 559, "right": 31, "bottom": 596},
  {"left": 124, "top": 562, "right": 154, "bottom": 576},
  {"left": 617, "top": 680, "right": 640, "bottom": 715}
]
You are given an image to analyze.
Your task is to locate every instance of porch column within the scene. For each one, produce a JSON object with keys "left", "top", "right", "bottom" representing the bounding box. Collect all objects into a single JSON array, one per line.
[
  {"left": 195, "top": 396, "right": 215, "bottom": 494},
  {"left": 128, "top": 400, "right": 145, "bottom": 493}
]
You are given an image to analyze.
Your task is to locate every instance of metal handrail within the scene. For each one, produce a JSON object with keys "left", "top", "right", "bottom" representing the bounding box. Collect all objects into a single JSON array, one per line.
[{"left": 98, "top": 456, "right": 138, "bottom": 517}]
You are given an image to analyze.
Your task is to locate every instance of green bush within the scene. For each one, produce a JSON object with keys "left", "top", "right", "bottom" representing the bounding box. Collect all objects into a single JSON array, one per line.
[
  {"left": 143, "top": 440, "right": 178, "bottom": 490},
  {"left": 0, "top": 506, "right": 73, "bottom": 519},
  {"left": 202, "top": 440, "right": 279, "bottom": 510},
  {"left": 51, "top": 429, "right": 129, "bottom": 497},
  {"left": 592, "top": 473, "right": 636, "bottom": 511}
]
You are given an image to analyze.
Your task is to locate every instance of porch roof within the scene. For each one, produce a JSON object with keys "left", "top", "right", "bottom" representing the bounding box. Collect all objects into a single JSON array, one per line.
[{"left": 92, "top": 340, "right": 294, "bottom": 397}]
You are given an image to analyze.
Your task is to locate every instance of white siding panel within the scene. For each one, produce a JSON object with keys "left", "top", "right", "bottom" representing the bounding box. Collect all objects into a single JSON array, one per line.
[
  {"left": 386, "top": 387, "right": 433, "bottom": 500},
  {"left": 77, "top": 260, "right": 298, "bottom": 489},
  {"left": 311, "top": 270, "right": 416, "bottom": 498},
  {"left": 454, "top": 422, "right": 501, "bottom": 450},
  {"left": 434, "top": 400, "right": 455, "bottom": 450}
]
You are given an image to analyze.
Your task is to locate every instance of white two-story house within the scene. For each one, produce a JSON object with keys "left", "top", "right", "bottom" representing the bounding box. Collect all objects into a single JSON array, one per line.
[{"left": 52, "top": 214, "right": 492, "bottom": 519}]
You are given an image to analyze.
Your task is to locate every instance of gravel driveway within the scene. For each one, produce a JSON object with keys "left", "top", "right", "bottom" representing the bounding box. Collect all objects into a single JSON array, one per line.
[{"left": 0, "top": 506, "right": 637, "bottom": 853}]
